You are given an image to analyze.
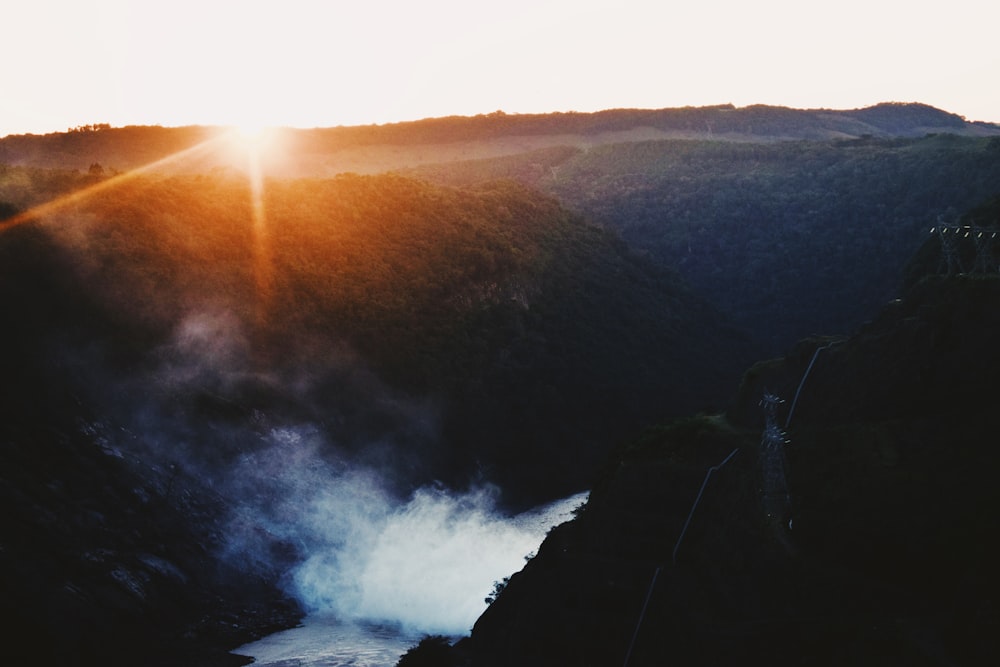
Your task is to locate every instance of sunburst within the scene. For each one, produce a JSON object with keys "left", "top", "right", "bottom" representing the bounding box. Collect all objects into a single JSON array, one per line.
[
  {"left": 0, "top": 135, "right": 225, "bottom": 233},
  {"left": 0, "top": 124, "right": 283, "bottom": 335},
  {"left": 225, "top": 125, "right": 276, "bottom": 323}
]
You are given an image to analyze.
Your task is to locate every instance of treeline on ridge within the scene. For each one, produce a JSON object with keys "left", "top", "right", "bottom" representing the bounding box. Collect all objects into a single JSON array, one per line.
[{"left": 2, "top": 102, "right": 990, "bottom": 176}]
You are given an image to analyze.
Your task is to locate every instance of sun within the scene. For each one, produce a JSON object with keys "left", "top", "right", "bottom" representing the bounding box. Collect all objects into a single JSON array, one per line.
[
  {"left": 226, "top": 122, "right": 277, "bottom": 154},
  {"left": 219, "top": 122, "right": 287, "bottom": 178},
  {"left": 232, "top": 121, "right": 268, "bottom": 143}
]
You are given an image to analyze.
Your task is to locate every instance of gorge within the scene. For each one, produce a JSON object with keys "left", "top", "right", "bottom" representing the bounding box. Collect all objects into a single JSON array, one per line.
[{"left": 2, "top": 103, "right": 999, "bottom": 665}]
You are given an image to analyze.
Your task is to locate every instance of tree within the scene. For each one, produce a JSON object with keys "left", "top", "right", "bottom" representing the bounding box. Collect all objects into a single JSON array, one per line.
[{"left": 395, "top": 635, "right": 458, "bottom": 667}]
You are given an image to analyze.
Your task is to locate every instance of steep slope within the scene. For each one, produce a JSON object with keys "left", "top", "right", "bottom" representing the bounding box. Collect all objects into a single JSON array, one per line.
[
  {"left": 1, "top": 167, "right": 753, "bottom": 504},
  {"left": 0, "top": 222, "right": 300, "bottom": 666},
  {"left": 0, "top": 412, "right": 301, "bottom": 667},
  {"left": 457, "top": 224, "right": 1000, "bottom": 665}
]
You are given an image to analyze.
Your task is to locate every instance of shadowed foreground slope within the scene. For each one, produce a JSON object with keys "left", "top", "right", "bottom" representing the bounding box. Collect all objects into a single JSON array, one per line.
[{"left": 454, "top": 252, "right": 1000, "bottom": 665}]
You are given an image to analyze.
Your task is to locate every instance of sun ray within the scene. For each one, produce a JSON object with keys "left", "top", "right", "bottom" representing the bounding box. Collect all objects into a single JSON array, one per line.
[
  {"left": 0, "top": 133, "right": 229, "bottom": 234},
  {"left": 241, "top": 128, "right": 275, "bottom": 325},
  {"left": 0, "top": 125, "right": 281, "bottom": 360}
]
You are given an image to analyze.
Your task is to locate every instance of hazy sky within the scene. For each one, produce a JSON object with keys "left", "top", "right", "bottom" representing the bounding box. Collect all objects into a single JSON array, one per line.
[{"left": 3, "top": 0, "right": 998, "bottom": 137}]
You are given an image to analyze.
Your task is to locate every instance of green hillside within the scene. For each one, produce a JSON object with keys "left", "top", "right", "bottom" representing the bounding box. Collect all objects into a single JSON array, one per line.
[
  {"left": 413, "top": 134, "right": 1000, "bottom": 353},
  {"left": 1, "top": 167, "right": 753, "bottom": 504}
]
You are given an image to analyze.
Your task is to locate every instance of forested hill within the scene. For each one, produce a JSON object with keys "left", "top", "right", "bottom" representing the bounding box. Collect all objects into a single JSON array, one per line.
[
  {"left": 0, "top": 167, "right": 752, "bottom": 504},
  {"left": 2, "top": 103, "right": 996, "bottom": 176},
  {"left": 6, "top": 105, "right": 998, "bottom": 356},
  {"left": 412, "top": 134, "right": 1000, "bottom": 354}
]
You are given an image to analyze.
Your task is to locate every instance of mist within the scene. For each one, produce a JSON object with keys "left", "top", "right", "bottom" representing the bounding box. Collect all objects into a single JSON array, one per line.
[
  {"left": 225, "top": 425, "right": 585, "bottom": 635},
  {"left": 74, "top": 306, "right": 586, "bottom": 637},
  {"left": 13, "top": 178, "right": 598, "bottom": 641}
]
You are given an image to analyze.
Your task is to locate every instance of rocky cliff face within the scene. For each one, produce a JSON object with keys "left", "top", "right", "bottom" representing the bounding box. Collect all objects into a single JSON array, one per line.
[
  {"left": 458, "top": 273, "right": 1000, "bottom": 666},
  {"left": 1, "top": 411, "right": 301, "bottom": 667}
]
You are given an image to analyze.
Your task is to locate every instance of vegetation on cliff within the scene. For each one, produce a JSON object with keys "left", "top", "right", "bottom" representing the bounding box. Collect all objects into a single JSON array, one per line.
[{"left": 456, "top": 203, "right": 1000, "bottom": 666}]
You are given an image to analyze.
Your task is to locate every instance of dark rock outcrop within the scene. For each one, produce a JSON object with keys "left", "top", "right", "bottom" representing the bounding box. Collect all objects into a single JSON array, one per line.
[{"left": 459, "top": 274, "right": 1000, "bottom": 666}]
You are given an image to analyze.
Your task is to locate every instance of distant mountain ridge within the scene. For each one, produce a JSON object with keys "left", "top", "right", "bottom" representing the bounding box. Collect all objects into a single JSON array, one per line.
[{"left": 2, "top": 103, "right": 997, "bottom": 176}]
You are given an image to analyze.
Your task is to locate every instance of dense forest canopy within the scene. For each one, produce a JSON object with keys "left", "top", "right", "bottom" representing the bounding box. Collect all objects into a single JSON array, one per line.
[
  {"left": 412, "top": 134, "right": 1000, "bottom": 353},
  {"left": 5, "top": 105, "right": 1000, "bottom": 492},
  {"left": 1, "top": 166, "right": 752, "bottom": 504},
  {"left": 5, "top": 105, "right": 1000, "bottom": 494}
]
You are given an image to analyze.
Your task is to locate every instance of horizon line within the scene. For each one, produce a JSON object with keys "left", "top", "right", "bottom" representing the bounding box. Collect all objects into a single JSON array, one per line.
[{"left": 4, "top": 101, "right": 998, "bottom": 140}]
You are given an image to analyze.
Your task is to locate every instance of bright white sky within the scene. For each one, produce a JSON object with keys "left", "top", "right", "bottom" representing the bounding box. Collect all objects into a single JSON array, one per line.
[{"left": 2, "top": 0, "right": 998, "bottom": 137}]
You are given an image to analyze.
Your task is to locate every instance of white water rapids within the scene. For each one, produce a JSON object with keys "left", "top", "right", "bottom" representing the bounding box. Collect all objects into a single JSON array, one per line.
[{"left": 233, "top": 491, "right": 588, "bottom": 666}]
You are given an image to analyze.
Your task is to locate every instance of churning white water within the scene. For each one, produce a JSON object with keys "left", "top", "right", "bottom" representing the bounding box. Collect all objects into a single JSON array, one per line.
[{"left": 233, "top": 491, "right": 587, "bottom": 666}]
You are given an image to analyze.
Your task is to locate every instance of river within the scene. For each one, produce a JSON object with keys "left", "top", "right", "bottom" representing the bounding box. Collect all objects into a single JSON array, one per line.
[
  {"left": 233, "top": 491, "right": 588, "bottom": 666},
  {"left": 232, "top": 615, "right": 425, "bottom": 667}
]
